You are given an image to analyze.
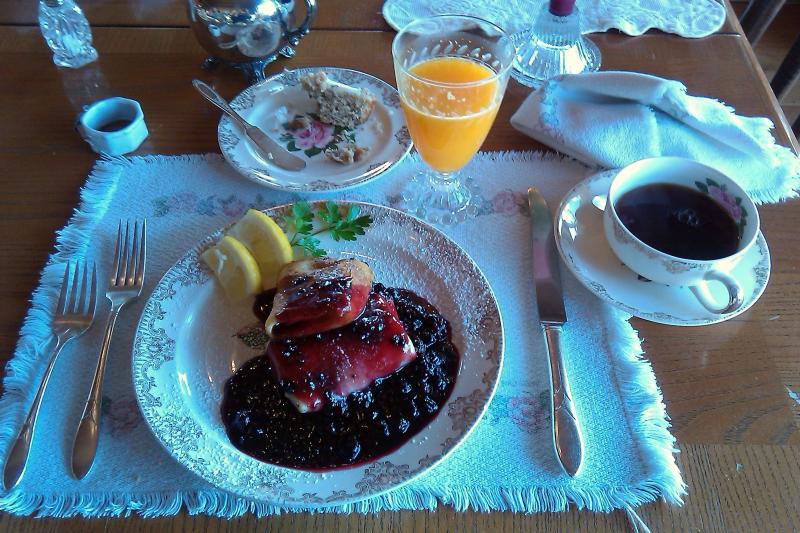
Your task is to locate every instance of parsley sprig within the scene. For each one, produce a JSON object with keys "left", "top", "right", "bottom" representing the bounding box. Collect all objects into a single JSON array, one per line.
[{"left": 281, "top": 201, "right": 373, "bottom": 257}]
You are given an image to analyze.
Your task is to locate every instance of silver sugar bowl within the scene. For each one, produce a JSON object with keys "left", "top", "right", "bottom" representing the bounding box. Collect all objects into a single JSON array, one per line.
[{"left": 188, "top": 0, "right": 316, "bottom": 82}]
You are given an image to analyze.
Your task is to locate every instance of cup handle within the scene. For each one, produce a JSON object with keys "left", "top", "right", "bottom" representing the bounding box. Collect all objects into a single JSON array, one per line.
[{"left": 689, "top": 269, "right": 745, "bottom": 315}]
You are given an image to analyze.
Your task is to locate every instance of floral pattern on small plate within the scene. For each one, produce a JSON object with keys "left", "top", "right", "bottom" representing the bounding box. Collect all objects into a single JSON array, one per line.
[
  {"left": 218, "top": 68, "right": 413, "bottom": 192},
  {"left": 555, "top": 170, "right": 771, "bottom": 326},
  {"left": 278, "top": 113, "right": 357, "bottom": 158},
  {"left": 132, "top": 202, "right": 503, "bottom": 507}
]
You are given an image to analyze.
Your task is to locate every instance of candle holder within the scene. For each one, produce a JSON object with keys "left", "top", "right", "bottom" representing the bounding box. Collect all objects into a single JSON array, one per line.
[{"left": 511, "top": 0, "right": 601, "bottom": 87}]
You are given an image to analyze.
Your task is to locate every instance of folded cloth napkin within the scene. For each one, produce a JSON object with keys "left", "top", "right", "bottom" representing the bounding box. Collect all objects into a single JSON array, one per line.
[{"left": 510, "top": 71, "right": 800, "bottom": 204}]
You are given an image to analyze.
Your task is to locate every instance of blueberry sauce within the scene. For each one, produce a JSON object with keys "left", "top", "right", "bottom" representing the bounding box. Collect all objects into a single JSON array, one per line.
[{"left": 220, "top": 284, "right": 460, "bottom": 470}]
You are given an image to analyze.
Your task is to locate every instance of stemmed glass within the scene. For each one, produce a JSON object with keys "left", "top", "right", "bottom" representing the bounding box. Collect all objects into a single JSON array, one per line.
[{"left": 392, "top": 15, "right": 515, "bottom": 225}]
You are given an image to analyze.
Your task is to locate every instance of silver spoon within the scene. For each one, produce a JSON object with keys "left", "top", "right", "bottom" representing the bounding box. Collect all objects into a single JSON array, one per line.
[{"left": 192, "top": 80, "right": 306, "bottom": 171}]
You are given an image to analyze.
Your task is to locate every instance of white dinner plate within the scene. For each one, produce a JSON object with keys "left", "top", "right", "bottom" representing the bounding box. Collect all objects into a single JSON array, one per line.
[
  {"left": 555, "top": 170, "right": 771, "bottom": 326},
  {"left": 218, "top": 68, "right": 412, "bottom": 192},
  {"left": 132, "top": 202, "right": 503, "bottom": 507}
]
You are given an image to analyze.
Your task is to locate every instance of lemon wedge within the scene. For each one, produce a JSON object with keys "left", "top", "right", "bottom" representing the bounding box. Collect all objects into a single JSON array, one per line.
[
  {"left": 227, "top": 209, "right": 293, "bottom": 290},
  {"left": 201, "top": 235, "right": 262, "bottom": 302}
]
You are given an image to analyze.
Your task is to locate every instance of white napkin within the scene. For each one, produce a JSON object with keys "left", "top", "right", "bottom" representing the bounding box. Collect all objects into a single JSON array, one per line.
[{"left": 510, "top": 71, "right": 800, "bottom": 204}]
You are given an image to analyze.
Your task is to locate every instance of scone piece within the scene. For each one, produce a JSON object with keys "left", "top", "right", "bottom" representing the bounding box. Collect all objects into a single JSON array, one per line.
[
  {"left": 300, "top": 71, "right": 376, "bottom": 129},
  {"left": 325, "top": 143, "right": 369, "bottom": 164}
]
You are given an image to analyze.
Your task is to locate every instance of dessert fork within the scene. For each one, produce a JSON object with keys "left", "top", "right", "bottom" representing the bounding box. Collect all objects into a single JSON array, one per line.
[
  {"left": 71, "top": 220, "right": 146, "bottom": 480},
  {"left": 3, "top": 260, "right": 97, "bottom": 490}
]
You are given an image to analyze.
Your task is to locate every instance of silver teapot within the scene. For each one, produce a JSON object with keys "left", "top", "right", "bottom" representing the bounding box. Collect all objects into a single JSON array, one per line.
[{"left": 188, "top": 0, "right": 316, "bottom": 82}]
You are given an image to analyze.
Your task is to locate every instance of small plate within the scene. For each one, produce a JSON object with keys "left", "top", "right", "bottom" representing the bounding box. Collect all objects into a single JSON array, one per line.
[
  {"left": 132, "top": 202, "right": 502, "bottom": 507},
  {"left": 555, "top": 170, "right": 771, "bottom": 326},
  {"left": 218, "top": 68, "right": 413, "bottom": 192}
]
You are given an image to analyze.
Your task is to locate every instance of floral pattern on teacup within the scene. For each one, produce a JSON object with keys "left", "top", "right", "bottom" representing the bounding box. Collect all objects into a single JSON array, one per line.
[
  {"left": 695, "top": 177, "right": 748, "bottom": 238},
  {"left": 279, "top": 113, "right": 357, "bottom": 158}
]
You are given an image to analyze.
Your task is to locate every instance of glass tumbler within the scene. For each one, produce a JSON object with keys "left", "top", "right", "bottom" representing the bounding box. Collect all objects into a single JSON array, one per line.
[{"left": 392, "top": 15, "right": 515, "bottom": 225}]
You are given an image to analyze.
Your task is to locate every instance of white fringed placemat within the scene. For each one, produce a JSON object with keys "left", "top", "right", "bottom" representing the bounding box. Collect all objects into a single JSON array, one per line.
[{"left": 0, "top": 151, "right": 684, "bottom": 517}]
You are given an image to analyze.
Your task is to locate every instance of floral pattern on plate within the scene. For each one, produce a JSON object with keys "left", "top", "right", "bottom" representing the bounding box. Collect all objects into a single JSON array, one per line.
[
  {"left": 279, "top": 113, "right": 356, "bottom": 158},
  {"left": 218, "top": 67, "right": 413, "bottom": 193}
]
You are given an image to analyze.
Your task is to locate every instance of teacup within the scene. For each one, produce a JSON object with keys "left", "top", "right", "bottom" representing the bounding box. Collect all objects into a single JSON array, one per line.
[{"left": 603, "top": 157, "right": 759, "bottom": 315}]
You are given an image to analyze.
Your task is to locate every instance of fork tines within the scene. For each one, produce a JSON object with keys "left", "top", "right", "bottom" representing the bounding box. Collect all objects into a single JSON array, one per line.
[
  {"left": 111, "top": 220, "right": 147, "bottom": 288},
  {"left": 57, "top": 260, "right": 98, "bottom": 318}
]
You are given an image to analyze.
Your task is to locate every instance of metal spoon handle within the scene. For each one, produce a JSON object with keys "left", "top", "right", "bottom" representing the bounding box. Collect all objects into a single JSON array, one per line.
[{"left": 3, "top": 337, "right": 67, "bottom": 489}]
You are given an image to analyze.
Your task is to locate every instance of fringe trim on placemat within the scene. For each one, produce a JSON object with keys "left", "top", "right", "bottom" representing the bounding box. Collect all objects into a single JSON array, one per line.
[
  {"left": 0, "top": 156, "right": 122, "bottom": 493},
  {"left": 0, "top": 153, "right": 685, "bottom": 518}
]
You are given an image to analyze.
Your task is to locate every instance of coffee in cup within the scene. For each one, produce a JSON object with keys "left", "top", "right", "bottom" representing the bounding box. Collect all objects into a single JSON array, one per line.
[{"left": 603, "top": 157, "right": 760, "bottom": 315}]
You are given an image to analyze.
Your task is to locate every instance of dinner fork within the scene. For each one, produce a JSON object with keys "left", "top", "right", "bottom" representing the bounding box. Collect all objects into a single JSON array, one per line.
[
  {"left": 3, "top": 260, "right": 97, "bottom": 490},
  {"left": 71, "top": 220, "right": 146, "bottom": 480}
]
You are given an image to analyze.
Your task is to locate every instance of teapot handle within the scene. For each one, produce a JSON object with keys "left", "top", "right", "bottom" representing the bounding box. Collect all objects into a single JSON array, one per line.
[{"left": 285, "top": 0, "right": 317, "bottom": 45}]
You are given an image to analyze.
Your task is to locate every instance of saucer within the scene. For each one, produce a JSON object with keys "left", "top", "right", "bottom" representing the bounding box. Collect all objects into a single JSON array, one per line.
[
  {"left": 218, "top": 67, "right": 412, "bottom": 192},
  {"left": 555, "top": 170, "right": 771, "bottom": 326}
]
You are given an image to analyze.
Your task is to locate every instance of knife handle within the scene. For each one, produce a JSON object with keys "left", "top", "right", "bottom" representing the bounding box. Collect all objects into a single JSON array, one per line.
[
  {"left": 543, "top": 324, "right": 583, "bottom": 477},
  {"left": 192, "top": 80, "right": 249, "bottom": 131}
]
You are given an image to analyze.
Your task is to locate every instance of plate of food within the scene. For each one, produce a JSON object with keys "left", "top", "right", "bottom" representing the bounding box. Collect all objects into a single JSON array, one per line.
[
  {"left": 218, "top": 68, "right": 413, "bottom": 192},
  {"left": 132, "top": 201, "right": 503, "bottom": 506}
]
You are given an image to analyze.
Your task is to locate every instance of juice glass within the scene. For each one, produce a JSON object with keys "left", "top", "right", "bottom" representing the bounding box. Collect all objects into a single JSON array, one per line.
[{"left": 392, "top": 15, "right": 514, "bottom": 224}]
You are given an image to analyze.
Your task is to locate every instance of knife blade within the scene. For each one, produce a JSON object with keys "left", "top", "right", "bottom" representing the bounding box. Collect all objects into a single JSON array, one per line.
[
  {"left": 528, "top": 187, "right": 583, "bottom": 477},
  {"left": 192, "top": 80, "right": 306, "bottom": 172}
]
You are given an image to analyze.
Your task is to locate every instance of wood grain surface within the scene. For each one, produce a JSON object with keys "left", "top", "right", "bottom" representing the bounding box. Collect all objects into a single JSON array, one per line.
[
  {"left": 0, "top": 0, "right": 389, "bottom": 30},
  {"left": 0, "top": 0, "right": 739, "bottom": 34},
  {"left": 1, "top": 2, "right": 799, "bottom": 531}
]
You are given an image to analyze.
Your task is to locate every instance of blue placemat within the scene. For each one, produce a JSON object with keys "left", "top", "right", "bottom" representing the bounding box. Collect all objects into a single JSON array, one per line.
[{"left": 0, "top": 152, "right": 685, "bottom": 517}]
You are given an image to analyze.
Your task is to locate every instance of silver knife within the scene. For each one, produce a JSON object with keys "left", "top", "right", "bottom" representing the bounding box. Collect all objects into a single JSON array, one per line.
[
  {"left": 528, "top": 187, "right": 583, "bottom": 477},
  {"left": 192, "top": 79, "right": 306, "bottom": 171}
]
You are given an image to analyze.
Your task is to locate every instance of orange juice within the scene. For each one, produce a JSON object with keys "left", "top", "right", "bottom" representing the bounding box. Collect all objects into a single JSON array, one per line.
[{"left": 399, "top": 57, "right": 500, "bottom": 173}]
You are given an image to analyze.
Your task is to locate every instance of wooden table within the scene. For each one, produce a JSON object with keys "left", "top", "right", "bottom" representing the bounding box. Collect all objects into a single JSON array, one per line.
[{"left": 1, "top": 2, "right": 798, "bottom": 531}]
